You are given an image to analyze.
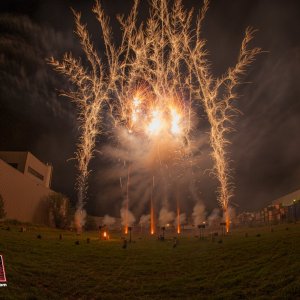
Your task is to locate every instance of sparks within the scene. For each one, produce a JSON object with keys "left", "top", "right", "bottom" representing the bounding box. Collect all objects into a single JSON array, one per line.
[
  {"left": 170, "top": 108, "right": 181, "bottom": 136},
  {"left": 177, "top": 200, "right": 181, "bottom": 234},
  {"left": 225, "top": 210, "right": 230, "bottom": 233},
  {"left": 150, "top": 176, "right": 155, "bottom": 235},
  {"left": 147, "top": 109, "right": 163, "bottom": 136},
  {"left": 124, "top": 166, "right": 130, "bottom": 235},
  {"left": 131, "top": 97, "right": 141, "bottom": 125},
  {"left": 49, "top": 0, "right": 261, "bottom": 234}
]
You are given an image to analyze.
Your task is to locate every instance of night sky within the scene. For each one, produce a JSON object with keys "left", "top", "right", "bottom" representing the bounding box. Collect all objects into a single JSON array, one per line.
[{"left": 0, "top": 0, "right": 300, "bottom": 216}]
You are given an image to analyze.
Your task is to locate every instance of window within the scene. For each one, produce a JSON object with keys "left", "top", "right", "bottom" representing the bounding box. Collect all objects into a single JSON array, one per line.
[
  {"left": 27, "top": 166, "right": 44, "bottom": 181},
  {"left": 8, "top": 163, "right": 18, "bottom": 169}
]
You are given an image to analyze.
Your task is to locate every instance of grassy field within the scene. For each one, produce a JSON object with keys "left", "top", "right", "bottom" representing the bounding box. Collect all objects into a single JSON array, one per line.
[{"left": 0, "top": 222, "right": 299, "bottom": 299}]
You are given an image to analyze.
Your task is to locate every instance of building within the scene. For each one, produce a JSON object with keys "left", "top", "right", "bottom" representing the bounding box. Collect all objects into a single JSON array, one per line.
[
  {"left": 235, "top": 211, "right": 255, "bottom": 226},
  {"left": 238, "top": 189, "right": 300, "bottom": 226},
  {"left": 0, "top": 151, "right": 53, "bottom": 224},
  {"left": 261, "top": 204, "right": 287, "bottom": 223},
  {"left": 272, "top": 189, "right": 300, "bottom": 206},
  {"left": 272, "top": 190, "right": 300, "bottom": 222}
]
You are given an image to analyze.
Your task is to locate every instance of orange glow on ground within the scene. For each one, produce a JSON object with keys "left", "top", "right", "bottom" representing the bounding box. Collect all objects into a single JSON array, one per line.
[{"left": 103, "top": 231, "right": 109, "bottom": 239}]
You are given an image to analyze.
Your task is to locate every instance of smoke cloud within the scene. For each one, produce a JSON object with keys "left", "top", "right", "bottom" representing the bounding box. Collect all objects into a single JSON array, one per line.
[
  {"left": 102, "top": 215, "right": 116, "bottom": 227},
  {"left": 192, "top": 202, "right": 206, "bottom": 226},
  {"left": 120, "top": 207, "right": 136, "bottom": 227},
  {"left": 207, "top": 208, "right": 221, "bottom": 227},
  {"left": 179, "top": 213, "right": 186, "bottom": 225},
  {"left": 74, "top": 209, "right": 86, "bottom": 233},
  {"left": 94, "top": 118, "right": 211, "bottom": 220},
  {"left": 225, "top": 206, "right": 236, "bottom": 223},
  {"left": 159, "top": 207, "right": 175, "bottom": 227},
  {"left": 139, "top": 214, "right": 150, "bottom": 226}
]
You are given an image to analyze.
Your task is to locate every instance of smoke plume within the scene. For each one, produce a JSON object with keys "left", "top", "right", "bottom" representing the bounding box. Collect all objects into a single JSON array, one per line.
[
  {"left": 103, "top": 215, "right": 116, "bottom": 227},
  {"left": 207, "top": 208, "right": 221, "bottom": 227},
  {"left": 120, "top": 207, "right": 136, "bottom": 227},
  {"left": 179, "top": 213, "right": 186, "bottom": 225},
  {"left": 159, "top": 207, "right": 175, "bottom": 227},
  {"left": 139, "top": 214, "right": 150, "bottom": 226},
  {"left": 192, "top": 202, "right": 206, "bottom": 226},
  {"left": 74, "top": 209, "right": 86, "bottom": 233}
]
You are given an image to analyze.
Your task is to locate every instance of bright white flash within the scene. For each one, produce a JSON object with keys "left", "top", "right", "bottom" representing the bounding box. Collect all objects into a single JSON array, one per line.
[
  {"left": 133, "top": 97, "right": 140, "bottom": 107},
  {"left": 170, "top": 108, "right": 181, "bottom": 135},
  {"left": 147, "top": 110, "right": 163, "bottom": 135}
]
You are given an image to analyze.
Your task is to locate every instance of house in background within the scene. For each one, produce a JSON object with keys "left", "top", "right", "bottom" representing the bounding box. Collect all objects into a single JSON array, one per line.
[
  {"left": 235, "top": 189, "right": 300, "bottom": 226},
  {"left": 272, "top": 189, "right": 300, "bottom": 206},
  {"left": 0, "top": 151, "right": 53, "bottom": 224},
  {"left": 272, "top": 189, "right": 300, "bottom": 222}
]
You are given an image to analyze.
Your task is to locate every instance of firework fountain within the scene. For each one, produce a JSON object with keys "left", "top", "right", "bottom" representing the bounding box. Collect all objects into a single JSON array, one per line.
[
  {"left": 150, "top": 176, "right": 155, "bottom": 235},
  {"left": 176, "top": 199, "right": 181, "bottom": 234},
  {"left": 49, "top": 0, "right": 261, "bottom": 233}
]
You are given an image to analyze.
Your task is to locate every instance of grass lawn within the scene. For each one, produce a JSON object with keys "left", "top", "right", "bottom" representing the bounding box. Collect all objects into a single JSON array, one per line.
[{"left": 0, "top": 222, "right": 299, "bottom": 299}]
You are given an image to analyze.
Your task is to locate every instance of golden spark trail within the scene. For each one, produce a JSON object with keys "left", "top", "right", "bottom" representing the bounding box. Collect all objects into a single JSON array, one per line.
[
  {"left": 48, "top": 9, "right": 108, "bottom": 233},
  {"left": 225, "top": 211, "right": 230, "bottom": 233}
]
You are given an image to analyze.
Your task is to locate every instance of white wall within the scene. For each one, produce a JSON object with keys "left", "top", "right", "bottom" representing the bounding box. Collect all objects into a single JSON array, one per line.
[{"left": 0, "top": 159, "right": 53, "bottom": 224}]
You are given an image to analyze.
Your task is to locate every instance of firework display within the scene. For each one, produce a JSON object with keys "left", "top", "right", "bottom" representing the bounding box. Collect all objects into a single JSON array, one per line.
[{"left": 49, "top": 0, "right": 261, "bottom": 233}]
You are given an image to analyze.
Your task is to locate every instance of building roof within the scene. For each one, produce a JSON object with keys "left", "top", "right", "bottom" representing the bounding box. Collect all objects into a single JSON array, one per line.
[
  {"left": 0, "top": 151, "right": 52, "bottom": 188},
  {"left": 272, "top": 189, "right": 300, "bottom": 206}
]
